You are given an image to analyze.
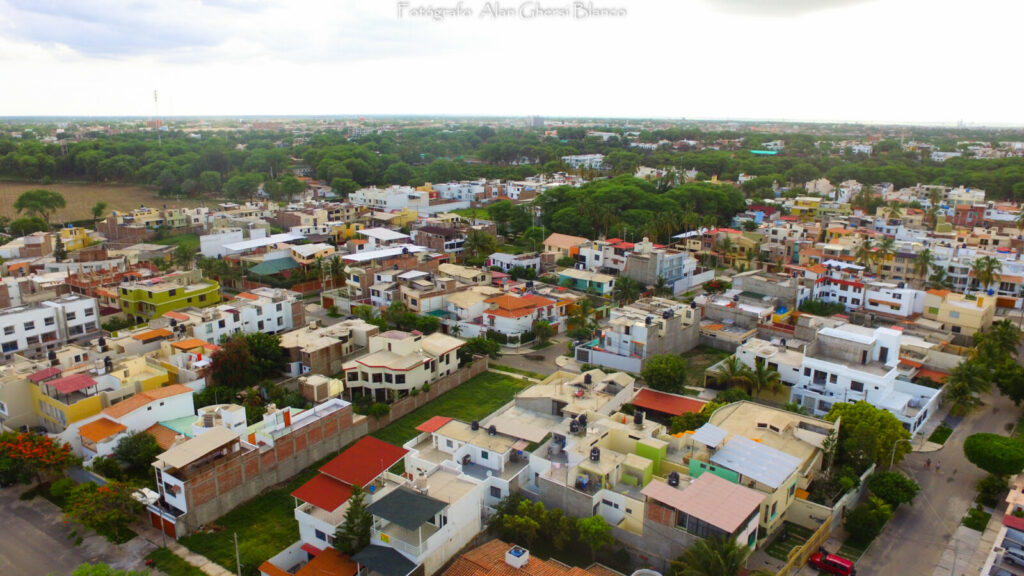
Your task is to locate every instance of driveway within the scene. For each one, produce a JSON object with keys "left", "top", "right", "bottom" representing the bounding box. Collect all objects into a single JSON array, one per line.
[
  {"left": 0, "top": 485, "right": 157, "bottom": 575},
  {"left": 494, "top": 338, "right": 571, "bottom": 377},
  {"left": 855, "top": 390, "right": 1019, "bottom": 575}
]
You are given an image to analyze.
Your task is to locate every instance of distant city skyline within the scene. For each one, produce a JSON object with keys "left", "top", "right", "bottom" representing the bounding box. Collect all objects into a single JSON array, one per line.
[{"left": 1, "top": 0, "right": 1022, "bottom": 125}]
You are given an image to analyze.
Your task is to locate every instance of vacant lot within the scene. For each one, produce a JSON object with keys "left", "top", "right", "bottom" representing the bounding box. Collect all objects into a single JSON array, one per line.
[
  {"left": 0, "top": 181, "right": 205, "bottom": 222},
  {"left": 682, "top": 345, "right": 731, "bottom": 389},
  {"left": 179, "top": 370, "right": 529, "bottom": 576}
]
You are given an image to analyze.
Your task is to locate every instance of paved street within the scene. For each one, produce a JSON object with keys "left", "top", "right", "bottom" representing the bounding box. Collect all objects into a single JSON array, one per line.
[
  {"left": 0, "top": 484, "right": 157, "bottom": 575},
  {"left": 493, "top": 338, "right": 571, "bottom": 376},
  {"left": 855, "top": 391, "right": 1019, "bottom": 576}
]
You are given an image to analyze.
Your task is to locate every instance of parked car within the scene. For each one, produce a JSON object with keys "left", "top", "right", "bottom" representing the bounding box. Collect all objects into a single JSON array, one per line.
[{"left": 808, "top": 550, "right": 856, "bottom": 576}]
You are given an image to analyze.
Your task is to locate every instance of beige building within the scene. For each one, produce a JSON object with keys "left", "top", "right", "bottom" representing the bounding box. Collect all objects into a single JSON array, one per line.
[
  {"left": 922, "top": 290, "right": 996, "bottom": 337},
  {"left": 280, "top": 319, "right": 379, "bottom": 376},
  {"left": 342, "top": 331, "right": 464, "bottom": 401}
]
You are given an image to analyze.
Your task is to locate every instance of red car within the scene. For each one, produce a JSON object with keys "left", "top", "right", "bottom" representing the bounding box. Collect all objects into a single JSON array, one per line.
[{"left": 808, "top": 551, "right": 856, "bottom": 576}]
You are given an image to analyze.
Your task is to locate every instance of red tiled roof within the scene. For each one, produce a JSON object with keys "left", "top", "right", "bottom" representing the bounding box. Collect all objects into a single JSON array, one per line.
[
  {"left": 319, "top": 436, "right": 407, "bottom": 487},
  {"left": 301, "top": 543, "right": 324, "bottom": 557},
  {"left": 50, "top": 373, "right": 97, "bottom": 394},
  {"left": 103, "top": 384, "right": 194, "bottom": 419},
  {"left": 292, "top": 474, "right": 353, "bottom": 512},
  {"left": 416, "top": 416, "right": 454, "bottom": 433},
  {"left": 145, "top": 423, "right": 180, "bottom": 450},
  {"left": 132, "top": 328, "right": 173, "bottom": 341},
  {"left": 632, "top": 389, "right": 706, "bottom": 417},
  {"left": 258, "top": 561, "right": 293, "bottom": 576},
  {"left": 28, "top": 366, "right": 62, "bottom": 383},
  {"left": 296, "top": 548, "right": 358, "bottom": 576},
  {"left": 916, "top": 368, "right": 950, "bottom": 384},
  {"left": 79, "top": 418, "right": 127, "bottom": 443},
  {"left": 236, "top": 292, "right": 259, "bottom": 300},
  {"left": 1007, "top": 514, "right": 1024, "bottom": 532},
  {"left": 163, "top": 311, "right": 190, "bottom": 321},
  {"left": 172, "top": 338, "right": 219, "bottom": 351}
]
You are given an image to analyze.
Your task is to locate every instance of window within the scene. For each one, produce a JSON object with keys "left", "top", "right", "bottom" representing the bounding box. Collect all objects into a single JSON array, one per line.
[
  {"left": 218, "top": 320, "right": 226, "bottom": 328},
  {"left": 277, "top": 303, "right": 283, "bottom": 311},
  {"left": 949, "top": 310, "right": 960, "bottom": 319},
  {"left": 851, "top": 381, "right": 864, "bottom": 392},
  {"left": 395, "top": 374, "right": 405, "bottom": 384},
  {"left": 85, "top": 308, "right": 94, "bottom": 317},
  {"left": 481, "top": 451, "right": 489, "bottom": 460},
  {"left": 384, "top": 373, "right": 393, "bottom": 383},
  {"left": 206, "top": 324, "right": 213, "bottom": 334},
  {"left": 168, "top": 289, "right": 177, "bottom": 297},
  {"left": 199, "top": 294, "right": 207, "bottom": 302},
  {"left": 23, "top": 322, "right": 34, "bottom": 331},
  {"left": 2, "top": 341, "right": 18, "bottom": 353},
  {"left": 829, "top": 374, "right": 837, "bottom": 383},
  {"left": 278, "top": 317, "right": 284, "bottom": 326},
  {"left": 446, "top": 439, "right": 453, "bottom": 448},
  {"left": 3, "top": 327, "right": 13, "bottom": 336},
  {"left": 315, "top": 529, "right": 327, "bottom": 542},
  {"left": 44, "top": 318, "right": 54, "bottom": 326},
  {"left": 490, "top": 486, "right": 502, "bottom": 498}
]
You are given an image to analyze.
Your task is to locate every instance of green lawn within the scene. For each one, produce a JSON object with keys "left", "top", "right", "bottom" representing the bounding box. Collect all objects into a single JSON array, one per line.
[
  {"left": 490, "top": 364, "right": 546, "bottom": 380},
  {"left": 682, "top": 345, "right": 732, "bottom": 389},
  {"left": 179, "top": 371, "right": 529, "bottom": 576},
  {"left": 154, "top": 233, "right": 200, "bottom": 252},
  {"left": 146, "top": 548, "right": 207, "bottom": 576},
  {"left": 371, "top": 371, "right": 530, "bottom": 446},
  {"left": 765, "top": 522, "right": 814, "bottom": 561},
  {"left": 928, "top": 424, "right": 953, "bottom": 444}
]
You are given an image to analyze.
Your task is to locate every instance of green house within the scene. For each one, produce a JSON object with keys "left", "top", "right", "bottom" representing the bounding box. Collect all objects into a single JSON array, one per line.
[{"left": 118, "top": 270, "right": 220, "bottom": 322}]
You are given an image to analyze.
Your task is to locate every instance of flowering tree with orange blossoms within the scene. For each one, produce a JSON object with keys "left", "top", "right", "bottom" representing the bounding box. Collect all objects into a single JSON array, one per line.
[
  {"left": 0, "top": 431, "right": 78, "bottom": 485},
  {"left": 65, "top": 481, "right": 141, "bottom": 542}
]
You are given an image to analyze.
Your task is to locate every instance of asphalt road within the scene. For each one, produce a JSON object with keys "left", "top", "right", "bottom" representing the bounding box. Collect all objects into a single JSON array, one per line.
[
  {"left": 492, "top": 338, "right": 571, "bottom": 376},
  {"left": 855, "top": 390, "right": 1019, "bottom": 576},
  {"left": 0, "top": 485, "right": 156, "bottom": 576}
]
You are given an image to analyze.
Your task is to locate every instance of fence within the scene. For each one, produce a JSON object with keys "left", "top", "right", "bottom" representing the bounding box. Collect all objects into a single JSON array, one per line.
[
  {"left": 363, "top": 357, "right": 490, "bottom": 433},
  {"left": 775, "top": 516, "right": 833, "bottom": 576}
]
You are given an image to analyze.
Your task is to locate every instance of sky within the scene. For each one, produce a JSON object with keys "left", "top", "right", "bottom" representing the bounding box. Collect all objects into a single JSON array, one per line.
[{"left": 0, "top": 0, "right": 1022, "bottom": 125}]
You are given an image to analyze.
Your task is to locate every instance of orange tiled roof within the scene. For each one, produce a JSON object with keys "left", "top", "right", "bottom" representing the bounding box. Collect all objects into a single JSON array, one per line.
[
  {"left": 103, "top": 384, "right": 194, "bottom": 419},
  {"left": 145, "top": 423, "right": 180, "bottom": 450},
  {"left": 79, "top": 418, "right": 127, "bottom": 443},
  {"left": 295, "top": 548, "right": 357, "bottom": 576},
  {"left": 926, "top": 289, "right": 951, "bottom": 297},
  {"left": 171, "top": 338, "right": 218, "bottom": 351},
  {"left": 131, "top": 328, "right": 172, "bottom": 341},
  {"left": 236, "top": 292, "right": 259, "bottom": 300},
  {"left": 443, "top": 539, "right": 621, "bottom": 576}
]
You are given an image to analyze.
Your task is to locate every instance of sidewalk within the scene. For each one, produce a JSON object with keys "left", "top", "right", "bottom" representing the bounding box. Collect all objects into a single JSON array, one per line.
[{"left": 135, "top": 522, "right": 235, "bottom": 576}]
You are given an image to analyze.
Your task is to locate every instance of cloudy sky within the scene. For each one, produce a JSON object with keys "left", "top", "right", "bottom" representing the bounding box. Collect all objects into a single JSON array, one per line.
[{"left": 0, "top": 0, "right": 1021, "bottom": 124}]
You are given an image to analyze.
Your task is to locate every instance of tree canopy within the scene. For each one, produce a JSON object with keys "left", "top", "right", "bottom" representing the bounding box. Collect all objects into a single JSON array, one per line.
[
  {"left": 641, "top": 354, "right": 689, "bottom": 394},
  {"left": 964, "top": 433, "right": 1024, "bottom": 477}
]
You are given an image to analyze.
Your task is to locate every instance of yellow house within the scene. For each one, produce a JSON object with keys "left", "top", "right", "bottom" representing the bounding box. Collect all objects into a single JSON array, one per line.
[
  {"left": 60, "top": 227, "right": 93, "bottom": 252},
  {"left": 790, "top": 197, "right": 822, "bottom": 221},
  {"left": 290, "top": 243, "right": 336, "bottom": 266},
  {"left": 922, "top": 290, "right": 996, "bottom": 337},
  {"left": 371, "top": 208, "right": 418, "bottom": 228},
  {"left": 330, "top": 222, "right": 368, "bottom": 243},
  {"left": 31, "top": 357, "right": 170, "bottom": 432}
]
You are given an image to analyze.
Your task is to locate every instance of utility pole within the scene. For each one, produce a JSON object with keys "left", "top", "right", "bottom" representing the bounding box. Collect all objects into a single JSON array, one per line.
[{"left": 234, "top": 532, "right": 242, "bottom": 576}]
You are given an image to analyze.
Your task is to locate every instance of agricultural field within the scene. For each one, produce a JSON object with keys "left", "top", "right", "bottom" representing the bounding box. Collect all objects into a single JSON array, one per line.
[{"left": 0, "top": 181, "right": 206, "bottom": 222}]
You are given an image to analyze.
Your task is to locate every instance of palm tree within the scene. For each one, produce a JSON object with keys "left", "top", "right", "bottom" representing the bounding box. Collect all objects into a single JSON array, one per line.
[
  {"left": 671, "top": 534, "right": 751, "bottom": 576},
  {"left": 855, "top": 235, "right": 876, "bottom": 269},
  {"left": 613, "top": 276, "right": 640, "bottom": 304},
  {"left": 464, "top": 229, "right": 498, "bottom": 260},
  {"left": 448, "top": 323, "right": 462, "bottom": 338},
  {"left": 971, "top": 255, "right": 1003, "bottom": 293},
  {"left": 569, "top": 297, "right": 596, "bottom": 335},
  {"left": 876, "top": 236, "right": 895, "bottom": 277},
  {"left": 975, "top": 319, "right": 1021, "bottom": 359},
  {"left": 716, "top": 237, "right": 734, "bottom": 268},
  {"left": 943, "top": 361, "right": 990, "bottom": 416},
  {"left": 885, "top": 202, "right": 904, "bottom": 220},
  {"left": 711, "top": 356, "right": 752, "bottom": 391},
  {"left": 748, "top": 361, "right": 783, "bottom": 397},
  {"left": 927, "top": 266, "right": 953, "bottom": 290},
  {"left": 652, "top": 276, "right": 673, "bottom": 297},
  {"left": 911, "top": 249, "right": 935, "bottom": 287}
]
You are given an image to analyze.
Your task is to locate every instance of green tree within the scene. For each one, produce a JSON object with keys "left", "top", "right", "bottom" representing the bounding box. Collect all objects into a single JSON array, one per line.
[
  {"left": 911, "top": 249, "right": 935, "bottom": 287},
  {"left": 843, "top": 496, "right": 892, "bottom": 546},
  {"left": 612, "top": 275, "right": 640, "bottom": 304},
  {"left": 884, "top": 202, "right": 904, "bottom": 220},
  {"left": 245, "top": 332, "right": 287, "bottom": 379},
  {"left": 641, "top": 354, "right": 689, "bottom": 394},
  {"left": 576, "top": 515, "right": 614, "bottom": 561},
  {"left": 224, "top": 173, "right": 261, "bottom": 201},
  {"left": 331, "top": 178, "right": 360, "bottom": 197},
  {"left": 65, "top": 481, "right": 142, "bottom": 542},
  {"left": 112, "top": 431, "right": 162, "bottom": 477},
  {"left": 670, "top": 401, "right": 723, "bottom": 434},
  {"left": 876, "top": 236, "right": 895, "bottom": 276},
  {"left": 971, "top": 255, "right": 1003, "bottom": 292},
  {"left": 867, "top": 471, "right": 920, "bottom": 507},
  {"left": 747, "top": 361, "right": 782, "bottom": 397},
  {"left": 53, "top": 233, "right": 67, "bottom": 262},
  {"left": 14, "top": 189, "right": 65, "bottom": 225},
  {"left": 943, "top": 360, "right": 990, "bottom": 416},
  {"left": 9, "top": 216, "right": 47, "bottom": 236},
  {"left": 464, "top": 229, "right": 498, "bottom": 262},
  {"left": 174, "top": 244, "right": 193, "bottom": 270},
  {"left": 824, "top": 401, "right": 911, "bottom": 470},
  {"left": 0, "top": 431, "right": 77, "bottom": 484},
  {"left": 382, "top": 162, "right": 415, "bottom": 185},
  {"left": 964, "top": 433, "right": 1024, "bottom": 477},
  {"left": 199, "top": 170, "right": 222, "bottom": 194},
  {"left": 335, "top": 484, "right": 372, "bottom": 554},
  {"left": 91, "top": 201, "right": 109, "bottom": 221},
  {"left": 532, "top": 319, "right": 554, "bottom": 344},
  {"left": 279, "top": 175, "right": 306, "bottom": 200},
  {"left": 710, "top": 356, "right": 752, "bottom": 391},
  {"left": 458, "top": 337, "right": 500, "bottom": 363},
  {"left": 671, "top": 534, "right": 751, "bottom": 576},
  {"left": 854, "top": 235, "right": 875, "bottom": 269},
  {"left": 652, "top": 275, "right": 673, "bottom": 297},
  {"left": 209, "top": 335, "right": 256, "bottom": 390}
]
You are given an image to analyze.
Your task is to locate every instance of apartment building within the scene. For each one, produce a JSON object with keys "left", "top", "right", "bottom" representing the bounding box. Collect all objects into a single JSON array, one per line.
[
  {"left": 0, "top": 295, "right": 101, "bottom": 362},
  {"left": 118, "top": 270, "right": 221, "bottom": 322},
  {"left": 487, "top": 252, "right": 544, "bottom": 275},
  {"left": 350, "top": 186, "right": 428, "bottom": 212},
  {"left": 557, "top": 268, "right": 616, "bottom": 296},
  {"left": 861, "top": 281, "right": 926, "bottom": 318},
  {"left": 576, "top": 238, "right": 632, "bottom": 273},
  {"left": 560, "top": 154, "right": 604, "bottom": 169},
  {"left": 624, "top": 238, "right": 713, "bottom": 294},
  {"left": 411, "top": 225, "right": 466, "bottom": 255},
  {"left": 574, "top": 297, "right": 700, "bottom": 374},
  {"left": 175, "top": 287, "right": 305, "bottom": 342},
  {"left": 343, "top": 331, "right": 464, "bottom": 401}
]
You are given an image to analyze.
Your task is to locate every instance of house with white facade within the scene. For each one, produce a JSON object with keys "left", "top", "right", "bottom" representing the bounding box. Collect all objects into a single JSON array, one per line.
[
  {"left": 350, "top": 186, "right": 428, "bottom": 212},
  {"left": 560, "top": 154, "right": 604, "bottom": 170},
  {"left": 342, "top": 331, "right": 464, "bottom": 401},
  {"left": 0, "top": 295, "right": 101, "bottom": 362},
  {"left": 624, "top": 238, "right": 712, "bottom": 294},
  {"left": 487, "top": 252, "right": 543, "bottom": 275},
  {"left": 73, "top": 384, "right": 195, "bottom": 460},
  {"left": 482, "top": 293, "right": 568, "bottom": 338},
  {"left": 862, "top": 281, "right": 926, "bottom": 318},
  {"left": 176, "top": 287, "right": 305, "bottom": 342}
]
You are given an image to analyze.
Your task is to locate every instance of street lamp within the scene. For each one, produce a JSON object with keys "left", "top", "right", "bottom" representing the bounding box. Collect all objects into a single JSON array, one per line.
[{"left": 889, "top": 438, "right": 913, "bottom": 470}]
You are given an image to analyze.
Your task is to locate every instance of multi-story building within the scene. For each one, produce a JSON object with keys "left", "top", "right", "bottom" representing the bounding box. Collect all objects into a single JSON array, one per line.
[
  {"left": 576, "top": 238, "right": 632, "bottom": 273},
  {"left": 350, "top": 186, "right": 428, "bottom": 212},
  {"left": 482, "top": 293, "right": 569, "bottom": 337},
  {"left": 557, "top": 268, "right": 616, "bottom": 296},
  {"left": 861, "top": 281, "right": 926, "bottom": 318},
  {"left": 543, "top": 233, "right": 589, "bottom": 259},
  {"left": 0, "top": 295, "right": 101, "bottom": 362},
  {"left": 560, "top": 154, "right": 604, "bottom": 169},
  {"left": 342, "top": 331, "right": 464, "bottom": 401},
  {"left": 789, "top": 197, "right": 822, "bottom": 221},
  {"left": 118, "top": 270, "right": 221, "bottom": 323},
  {"left": 574, "top": 297, "right": 700, "bottom": 373},
  {"left": 487, "top": 252, "right": 544, "bottom": 275},
  {"left": 789, "top": 323, "right": 940, "bottom": 434},
  {"left": 174, "top": 287, "right": 305, "bottom": 342},
  {"left": 72, "top": 384, "right": 195, "bottom": 460},
  {"left": 280, "top": 319, "right": 379, "bottom": 376},
  {"left": 922, "top": 290, "right": 996, "bottom": 338},
  {"left": 411, "top": 225, "right": 465, "bottom": 256},
  {"left": 625, "top": 238, "right": 713, "bottom": 294},
  {"left": 59, "top": 227, "right": 96, "bottom": 252}
]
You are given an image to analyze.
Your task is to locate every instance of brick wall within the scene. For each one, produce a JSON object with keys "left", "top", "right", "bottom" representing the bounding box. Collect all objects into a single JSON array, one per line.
[
  {"left": 174, "top": 403, "right": 367, "bottom": 536},
  {"left": 364, "top": 357, "right": 489, "bottom": 433}
]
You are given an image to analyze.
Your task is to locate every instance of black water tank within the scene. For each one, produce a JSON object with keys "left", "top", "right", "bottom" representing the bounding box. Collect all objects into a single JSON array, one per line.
[
  {"left": 578, "top": 414, "right": 588, "bottom": 428},
  {"left": 634, "top": 411, "right": 644, "bottom": 426},
  {"left": 668, "top": 471, "right": 680, "bottom": 487},
  {"left": 590, "top": 447, "right": 600, "bottom": 461},
  {"left": 584, "top": 373, "right": 592, "bottom": 385},
  {"left": 471, "top": 421, "right": 479, "bottom": 431},
  {"left": 569, "top": 420, "right": 580, "bottom": 434},
  {"left": 662, "top": 310, "right": 672, "bottom": 319},
  {"left": 645, "top": 316, "right": 652, "bottom": 325},
  {"left": 488, "top": 425, "right": 497, "bottom": 436}
]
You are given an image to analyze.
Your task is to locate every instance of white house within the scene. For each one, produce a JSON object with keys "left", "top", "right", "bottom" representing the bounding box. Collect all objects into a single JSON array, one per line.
[
  {"left": 73, "top": 384, "right": 195, "bottom": 459},
  {"left": 0, "top": 295, "right": 100, "bottom": 362},
  {"left": 342, "top": 331, "right": 464, "bottom": 401}
]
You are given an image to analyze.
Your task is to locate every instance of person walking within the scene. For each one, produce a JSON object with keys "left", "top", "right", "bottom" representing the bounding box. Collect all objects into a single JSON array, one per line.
[
  {"left": 935, "top": 461, "right": 941, "bottom": 474},
  {"left": 925, "top": 458, "right": 931, "bottom": 469}
]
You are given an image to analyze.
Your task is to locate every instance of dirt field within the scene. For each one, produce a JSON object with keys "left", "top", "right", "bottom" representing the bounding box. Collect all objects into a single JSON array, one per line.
[{"left": 0, "top": 181, "right": 207, "bottom": 222}]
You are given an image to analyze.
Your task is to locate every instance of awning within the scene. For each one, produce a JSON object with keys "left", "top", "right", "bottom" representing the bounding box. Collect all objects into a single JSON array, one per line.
[{"left": 301, "top": 543, "right": 323, "bottom": 556}]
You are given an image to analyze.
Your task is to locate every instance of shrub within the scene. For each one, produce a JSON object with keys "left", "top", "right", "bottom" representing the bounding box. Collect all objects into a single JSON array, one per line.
[
  {"left": 50, "top": 477, "right": 76, "bottom": 501},
  {"left": 90, "top": 455, "right": 124, "bottom": 480},
  {"left": 867, "top": 471, "right": 920, "bottom": 507},
  {"left": 977, "top": 474, "right": 1008, "bottom": 507},
  {"left": 844, "top": 498, "right": 893, "bottom": 546},
  {"left": 410, "top": 388, "right": 419, "bottom": 397},
  {"left": 368, "top": 403, "right": 391, "bottom": 420},
  {"left": 421, "top": 383, "right": 431, "bottom": 393},
  {"left": 964, "top": 433, "right": 1024, "bottom": 477}
]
